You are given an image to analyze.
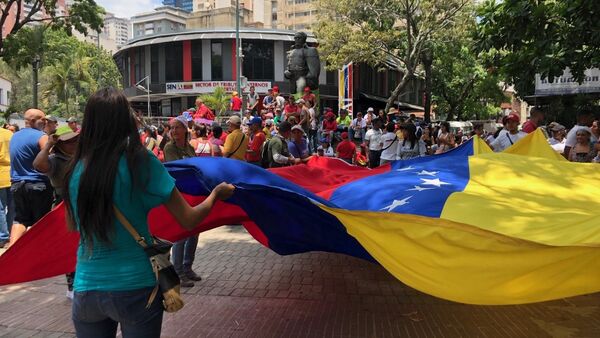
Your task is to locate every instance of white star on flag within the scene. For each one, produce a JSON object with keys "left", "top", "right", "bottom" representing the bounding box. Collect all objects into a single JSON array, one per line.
[
  {"left": 417, "top": 170, "right": 439, "bottom": 176},
  {"left": 420, "top": 178, "right": 451, "bottom": 187},
  {"left": 380, "top": 196, "right": 413, "bottom": 212},
  {"left": 407, "top": 185, "right": 434, "bottom": 192},
  {"left": 396, "top": 166, "right": 416, "bottom": 172}
]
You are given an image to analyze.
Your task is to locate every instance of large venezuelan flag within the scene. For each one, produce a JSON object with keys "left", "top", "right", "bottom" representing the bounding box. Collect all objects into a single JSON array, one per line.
[{"left": 0, "top": 129, "right": 598, "bottom": 305}]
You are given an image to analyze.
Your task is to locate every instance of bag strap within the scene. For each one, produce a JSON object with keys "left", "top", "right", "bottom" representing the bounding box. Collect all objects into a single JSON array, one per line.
[
  {"left": 113, "top": 205, "right": 149, "bottom": 249},
  {"left": 381, "top": 136, "right": 398, "bottom": 151},
  {"left": 113, "top": 205, "right": 160, "bottom": 309},
  {"left": 226, "top": 134, "right": 246, "bottom": 158}
]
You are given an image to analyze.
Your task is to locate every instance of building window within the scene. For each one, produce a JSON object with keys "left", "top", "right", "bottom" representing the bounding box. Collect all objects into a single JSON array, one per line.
[
  {"left": 242, "top": 40, "right": 274, "bottom": 81},
  {"left": 165, "top": 42, "right": 183, "bottom": 82},
  {"left": 0, "top": 89, "right": 3, "bottom": 105},
  {"left": 211, "top": 41, "right": 223, "bottom": 81},
  {"left": 191, "top": 40, "right": 203, "bottom": 81},
  {"left": 151, "top": 45, "right": 159, "bottom": 84}
]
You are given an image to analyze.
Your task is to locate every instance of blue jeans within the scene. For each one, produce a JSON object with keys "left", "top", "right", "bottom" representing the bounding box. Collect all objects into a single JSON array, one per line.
[
  {"left": 0, "top": 187, "right": 14, "bottom": 242},
  {"left": 349, "top": 128, "right": 365, "bottom": 143},
  {"left": 171, "top": 235, "right": 199, "bottom": 275},
  {"left": 72, "top": 287, "right": 163, "bottom": 338}
]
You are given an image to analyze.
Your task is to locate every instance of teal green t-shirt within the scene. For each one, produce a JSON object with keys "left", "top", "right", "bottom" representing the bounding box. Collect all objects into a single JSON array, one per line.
[{"left": 70, "top": 153, "right": 175, "bottom": 292}]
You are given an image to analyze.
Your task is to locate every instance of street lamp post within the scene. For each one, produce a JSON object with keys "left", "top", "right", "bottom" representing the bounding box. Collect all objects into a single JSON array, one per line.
[
  {"left": 135, "top": 76, "right": 151, "bottom": 119},
  {"left": 32, "top": 55, "right": 41, "bottom": 108},
  {"left": 235, "top": 0, "right": 241, "bottom": 94}
]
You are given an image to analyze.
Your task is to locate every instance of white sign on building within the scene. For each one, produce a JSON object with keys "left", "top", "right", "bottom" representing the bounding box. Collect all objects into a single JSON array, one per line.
[
  {"left": 535, "top": 68, "right": 600, "bottom": 95},
  {"left": 165, "top": 81, "right": 272, "bottom": 94}
]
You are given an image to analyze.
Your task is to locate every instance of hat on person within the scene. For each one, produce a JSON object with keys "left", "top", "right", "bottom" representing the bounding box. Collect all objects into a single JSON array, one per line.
[
  {"left": 265, "top": 119, "right": 274, "bottom": 126},
  {"left": 182, "top": 111, "right": 193, "bottom": 122},
  {"left": 291, "top": 125, "right": 304, "bottom": 133},
  {"left": 506, "top": 113, "right": 520, "bottom": 123},
  {"left": 304, "top": 86, "right": 311, "bottom": 92},
  {"left": 295, "top": 99, "right": 305, "bottom": 104},
  {"left": 387, "top": 108, "right": 399, "bottom": 115},
  {"left": 367, "top": 107, "right": 374, "bottom": 112},
  {"left": 548, "top": 122, "right": 566, "bottom": 132},
  {"left": 320, "top": 137, "right": 329, "bottom": 143},
  {"left": 232, "top": 91, "right": 239, "bottom": 97},
  {"left": 341, "top": 132, "right": 349, "bottom": 139},
  {"left": 247, "top": 116, "right": 263, "bottom": 125},
  {"left": 187, "top": 107, "right": 196, "bottom": 112},
  {"left": 227, "top": 115, "right": 242, "bottom": 125},
  {"left": 272, "top": 85, "right": 280, "bottom": 92},
  {"left": 275, "top": 107, "right": 282, "bottom": 112},
  {"left": 55, "top": 125, "right": 79, "bottom": 142},
  {"left": 264, "top": 112, "right": 274, "bottom": 119},
  {"left": 324, "top": 107, "right": 333, "bottom": 112},
  {"left": 67, "top": 117, "right": 78, "bottom": 123},
  {"left": 44, "top": 115, "right": 58, "bottom": 123},
  {"left": 268, "top": 88, "right": 273, "bottom": 92},
  {"left": 170, "top": 115, "right": 188, "bottom": 128}
]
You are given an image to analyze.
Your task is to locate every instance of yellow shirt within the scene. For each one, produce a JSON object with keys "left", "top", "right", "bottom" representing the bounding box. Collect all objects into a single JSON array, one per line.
[
  {"left": 223, "top": 128, "right": 249, "bottom": 161},
  {"left": 0, "top": 128, "right": 12, "bottom": 188}
]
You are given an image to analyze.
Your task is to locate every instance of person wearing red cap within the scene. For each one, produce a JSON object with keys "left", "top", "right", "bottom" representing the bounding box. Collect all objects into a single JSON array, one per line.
[
  {"left": 322, "top": 111, "right": 338, "bottom": 143},
  {"left": 302, "top": 87, "right": 316, "bottom": 108},
  {"left": 490, "top": 112, "right": 526, "bottom": 152},
  {"left": 336, "top": 132, "right": 356, "bottom": 164}
]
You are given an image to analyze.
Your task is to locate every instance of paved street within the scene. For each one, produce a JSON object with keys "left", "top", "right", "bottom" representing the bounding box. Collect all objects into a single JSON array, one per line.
[{"left": 0, "top": 225, "right": 599, "bottom": 337}]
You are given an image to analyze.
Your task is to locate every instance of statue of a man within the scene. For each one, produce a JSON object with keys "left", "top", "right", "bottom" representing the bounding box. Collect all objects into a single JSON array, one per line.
[{"left": 285, "top": 32, "right": 321, "bottom": 95}]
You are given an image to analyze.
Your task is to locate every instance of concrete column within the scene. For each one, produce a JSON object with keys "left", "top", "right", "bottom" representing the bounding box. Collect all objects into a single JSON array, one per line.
[
  {"left": 222, "top": 39, "right": 233, "bottom": 80},
  {"left": 144, "top": 45, "right": 151, "bottom": 82},
  {"left": 274, "top": 41, "right": 284, "bottom": 82},
  {"left": 158, "top": 45, "right": 166, "bottom": 84},
  {"left": 202, "top": 39, "right": 211, "bottom": 81}
]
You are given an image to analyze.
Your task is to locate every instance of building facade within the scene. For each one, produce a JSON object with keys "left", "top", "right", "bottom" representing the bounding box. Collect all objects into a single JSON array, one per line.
[
  {"left": 131, "top": 6, "right": 189, "bottom": 39},
  {"left": 1, "top": 0, "right": 67, "bottom": 38},
  {"left": 163, "top": 0, "right": 194, "bottom": 12},
  {"left": 114, "top": 28, "right": 424, "bottom": 116},
  {"left": 0, "top": 76, "right": 12, "bottom": 112},
  {"left": 103, "top": 13, "right": 130, "bottom": 48},
  {"left": 275, "top": 0, "right": 317, "bottom": 31}
]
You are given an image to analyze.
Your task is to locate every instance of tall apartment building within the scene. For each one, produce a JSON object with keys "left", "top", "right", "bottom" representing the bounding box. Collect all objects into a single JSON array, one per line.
[
  {"left": 188, "top": 0, "right": 269, "bottom": 29},
  {"left": 163, "top": 0, "right": 194, "bottom": 12},
  {"left": 131, "top": 6, "right": 189, "bottom": 39},
  {"left": 275, "top": 0, "right": 317, "bottom": 31},
  {"left": 103, "top": 13, "right": 130, "bottom": 48}
]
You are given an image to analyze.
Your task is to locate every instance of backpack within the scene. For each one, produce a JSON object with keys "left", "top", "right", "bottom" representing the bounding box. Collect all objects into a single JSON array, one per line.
[{"left": 260, "top": 138, "right": 272, "bottom": 168}]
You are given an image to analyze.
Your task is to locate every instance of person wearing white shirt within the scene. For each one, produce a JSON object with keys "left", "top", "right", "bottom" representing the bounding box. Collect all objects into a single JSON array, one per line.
[
  {"left": 349, "top": 112, "right": 367, "bottom": 142},
  {"left": 563, "top": 109, "right": 597, "bottom": 159},
  {"left": 490, "top": 113, "right": 527, "bottom": 152},
  {"left": 547, "top": 122, "right": 566, "bottom": 154},
  {"left": 396, "top": 123, "right": 426, "bottom": 160},
  {"left": 380, "top": 122, "right": 399, "bottom": 165},
  {"left": 364, "top": 118, "right": 383, "bottom": 168}
]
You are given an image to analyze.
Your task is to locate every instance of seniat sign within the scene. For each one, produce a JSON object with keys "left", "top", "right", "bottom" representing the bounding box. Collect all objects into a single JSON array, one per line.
[{"left": 165, "top": 81, "right": 272, "bottom": 94}]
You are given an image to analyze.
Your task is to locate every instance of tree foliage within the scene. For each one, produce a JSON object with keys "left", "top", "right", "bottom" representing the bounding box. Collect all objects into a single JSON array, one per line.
[
  {"left": 0, "top": 0, "right": 104, "bottom": 56},
  {"left": 475, "top": 0, "right": 600, "bottom": 97},
  {"left": 198, "top": 87, "right": 229, "bottom": 117},
  {"left": 430, "top": 10, "right": 506, "bottom": 121},
  {"left": 0, "top": 28, "right": 121, "bottom": 117},
  {"left": 315, "top": 0, "right": 470, "bottom": 114}
]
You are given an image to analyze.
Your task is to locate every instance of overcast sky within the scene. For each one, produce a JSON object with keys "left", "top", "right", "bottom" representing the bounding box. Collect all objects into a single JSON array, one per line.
[{"left": 96, "top": 0, "right": 162, "bottom": 19}]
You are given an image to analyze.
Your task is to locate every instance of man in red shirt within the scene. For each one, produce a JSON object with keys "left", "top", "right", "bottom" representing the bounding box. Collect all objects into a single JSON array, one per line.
[
  {"left": 245, "top": 117, "right": 266, "bottom": 166},
  {"left": 522, "top": 107, "right": 544, "bottom": 133},
  {"left": 336, "top": 132, "right": 356, "bottom": 164},
  {"left": 230, "top": 91, "right": 243, "bottom": 114},
  {"left": 302, "top": 87, "right": 316, "bottom": 108},
  {"left": 194, "top": 98, "right": 214, "bottom": 120}
]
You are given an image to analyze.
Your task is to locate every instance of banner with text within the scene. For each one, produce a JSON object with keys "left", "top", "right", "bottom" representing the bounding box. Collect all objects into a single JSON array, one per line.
[
  {"left": 165, "top": 81, "right": 272, "bottom": 95},
  {"left": 535, "top": 68, "right": 600, "bottom": 95}
]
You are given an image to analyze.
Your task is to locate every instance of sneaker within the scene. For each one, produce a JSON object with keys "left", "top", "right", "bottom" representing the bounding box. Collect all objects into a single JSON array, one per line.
[
  {"left": 180, "top": 276, "right": 194, "bottom": 288},
  {"left": 186, "top": 270, "right": 202, "bottom": 281},
  {"left": 66, "top": 290, "right": 74, "bottom": 300}
]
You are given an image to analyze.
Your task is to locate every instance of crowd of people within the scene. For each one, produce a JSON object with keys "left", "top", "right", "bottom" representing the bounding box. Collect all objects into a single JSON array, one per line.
[{"left": 0, "top": 86, "right": 597, "bottom": 337}]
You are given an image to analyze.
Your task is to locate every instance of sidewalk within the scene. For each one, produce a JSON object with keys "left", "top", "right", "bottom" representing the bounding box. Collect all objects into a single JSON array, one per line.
[{"left": 1, "top": 225, "right": 599, "bottom": 337}]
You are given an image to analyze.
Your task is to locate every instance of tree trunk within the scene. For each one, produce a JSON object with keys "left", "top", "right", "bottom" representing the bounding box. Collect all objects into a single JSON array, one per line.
[
  {"left": 423, "top": 59, "right": 433, "bottom": 123},
  {"left": 385, "top": 72, "right": 413, "bottom": 114}
]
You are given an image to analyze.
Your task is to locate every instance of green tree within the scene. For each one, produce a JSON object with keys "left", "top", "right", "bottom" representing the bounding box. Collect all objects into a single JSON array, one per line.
[
  {"left": 315, "top": 0, "right": 470, "bottom": 116},
  {"left": 198, "top": 87, "right": 229, "bottom": 117},
  {"left": 475, "top": 0, "right": 600, "bottom": 97},
  {"left": 0, "top": 0, "right": 103, "bottom": 57},
  {"left": 431, "top": 13, "right": 506, "bottom": 121}
]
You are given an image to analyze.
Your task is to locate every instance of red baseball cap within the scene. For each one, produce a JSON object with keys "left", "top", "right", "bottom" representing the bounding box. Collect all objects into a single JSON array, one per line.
[
  {"left": 272, "top": 85, "right": 279, "bottom": 92},
  {"left": 304, "top": 86, "right": 311, "bottom": 92},
  {"left": 506, "top": 113, "right": 520, "bottom": 123},
  {"left": 341, "top": 132, "right": 348, "bottom": 139}
]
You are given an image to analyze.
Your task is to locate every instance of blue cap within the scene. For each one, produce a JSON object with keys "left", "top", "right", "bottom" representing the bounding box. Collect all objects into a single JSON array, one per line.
[
  {"left": 247, "top": 116, "right": 263, "bottom": 125},
  {"left": 182, "top": 111, "right": 193, "bottom": 122}
]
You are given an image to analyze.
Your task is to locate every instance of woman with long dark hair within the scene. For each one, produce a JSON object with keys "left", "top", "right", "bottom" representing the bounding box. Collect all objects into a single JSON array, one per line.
[
  {"left": 63, "top": 88, "right": 234, "bottom": 338},
  {"left": 435, "top": 121, "right": 455, "bottom": 154},
  {"left": 396, "top": 123, "right": 426, "bottom": 160}
]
